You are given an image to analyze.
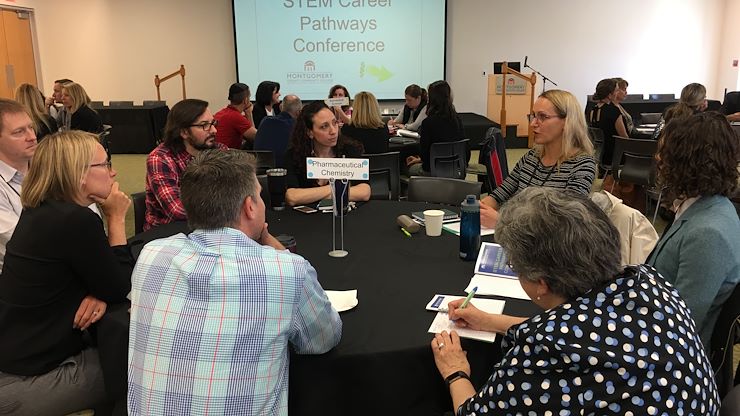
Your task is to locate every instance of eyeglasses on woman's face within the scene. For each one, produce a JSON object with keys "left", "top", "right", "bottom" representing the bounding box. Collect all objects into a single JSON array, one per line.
[
  {"left": 89, "top": 160, "right": 112, "bottom": 170},
  {"left": 527, "top": 112, "right": 562, "bottom": 123}
]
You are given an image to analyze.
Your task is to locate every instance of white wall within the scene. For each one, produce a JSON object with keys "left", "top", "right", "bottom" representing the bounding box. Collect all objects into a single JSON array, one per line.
[
  {"left": 1, "top": 0, "right": 236, "bottom": 112},
  {"left": 1, "top": 0, "right": 735, "bottom": 115},
  {"left": 715, "top": 0, "right": 740, "bottom": 96},
  {"left": 447, "top": 0, "right": 726, "bottom": 112}
]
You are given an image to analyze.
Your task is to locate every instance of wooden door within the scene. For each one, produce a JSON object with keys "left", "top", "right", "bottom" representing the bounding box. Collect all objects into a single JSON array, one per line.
[{"left": 0, "top": 9, "right": 37, "bottom": 99}]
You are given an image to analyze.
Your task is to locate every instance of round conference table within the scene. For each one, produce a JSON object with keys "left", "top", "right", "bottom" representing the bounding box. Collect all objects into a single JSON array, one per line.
[{"left": 98, "top": 200, "right": 541, "bottom": 415}]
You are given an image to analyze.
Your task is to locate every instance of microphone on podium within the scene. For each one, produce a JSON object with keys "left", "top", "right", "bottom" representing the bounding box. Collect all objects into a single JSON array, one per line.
[{"left": 524, "top": 56, "right": 528, "bottom": 68}]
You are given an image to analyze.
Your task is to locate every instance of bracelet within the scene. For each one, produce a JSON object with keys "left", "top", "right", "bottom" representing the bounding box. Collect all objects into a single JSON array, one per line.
[{"left": 444, "top": 370, "right": 471, "bottom": 387}]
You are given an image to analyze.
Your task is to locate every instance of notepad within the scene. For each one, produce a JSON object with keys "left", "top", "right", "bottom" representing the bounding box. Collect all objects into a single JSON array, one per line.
[
  {"left": 426, "top": 295, "right": 506, "bottom": 343},
  {"left": 442, "top": 221, "right": 495, "bottom": 236},
  {"left": 396, "top": 129, "right": 420, "bottom": 139}
]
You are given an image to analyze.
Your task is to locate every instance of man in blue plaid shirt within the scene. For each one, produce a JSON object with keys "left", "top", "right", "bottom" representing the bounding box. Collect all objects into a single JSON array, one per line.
[{"left": 128, "top": 150, "right": 342, "bottom": 415}]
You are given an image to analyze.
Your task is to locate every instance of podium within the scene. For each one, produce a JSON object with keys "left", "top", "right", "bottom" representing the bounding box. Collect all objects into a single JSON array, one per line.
[{"left": 486, "top": 63, "right": 537, "bottom": 147}]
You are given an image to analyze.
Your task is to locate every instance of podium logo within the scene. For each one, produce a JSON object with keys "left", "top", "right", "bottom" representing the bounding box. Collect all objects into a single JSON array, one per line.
[{"left": 287, "top": 60, "right": 332, "bottom": 83}]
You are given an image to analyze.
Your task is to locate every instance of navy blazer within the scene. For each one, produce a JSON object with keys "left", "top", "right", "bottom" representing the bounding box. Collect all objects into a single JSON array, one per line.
[{"left": 647, "top": 195, "right": 740, "bottom": 348}]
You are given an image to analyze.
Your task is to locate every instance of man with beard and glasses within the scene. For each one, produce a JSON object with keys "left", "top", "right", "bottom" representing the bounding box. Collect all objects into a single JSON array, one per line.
[{"left": 144, "top": 99, "right": 227, "bottom": 231}]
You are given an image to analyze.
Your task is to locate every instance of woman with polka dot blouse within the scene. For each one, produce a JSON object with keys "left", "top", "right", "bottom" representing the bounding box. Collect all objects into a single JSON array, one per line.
[{"left": 431, "top": 187, "right": 720, "bottom": 415}]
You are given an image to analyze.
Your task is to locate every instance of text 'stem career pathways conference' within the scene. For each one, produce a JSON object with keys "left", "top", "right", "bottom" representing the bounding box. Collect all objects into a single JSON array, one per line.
[{"left": 233, "top": 0, "right": 446, "bottom": 99}]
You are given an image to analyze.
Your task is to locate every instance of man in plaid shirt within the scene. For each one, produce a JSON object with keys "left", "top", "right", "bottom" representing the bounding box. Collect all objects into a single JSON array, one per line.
[
  {"left": 144, "top": 98, "right": 228, "bottom": 231},
  {"left": 129, "top": 150, "right": 342, "bottom": 415}
]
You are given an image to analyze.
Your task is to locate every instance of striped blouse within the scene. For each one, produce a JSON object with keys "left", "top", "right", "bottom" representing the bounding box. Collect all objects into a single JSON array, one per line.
[{"left": 491, "top": 150, "right": 596, "bottom": 205}]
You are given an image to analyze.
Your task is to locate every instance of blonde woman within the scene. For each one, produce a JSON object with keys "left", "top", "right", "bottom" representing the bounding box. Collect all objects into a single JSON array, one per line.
[
  {"left": 652, "top": 82, "right": 707, "bottom": 139},
  {"left": 340, "top": 91, "right": 389, "bottom": 154},
  {"left": 14, "top": 83, "right": 58, "bottom": 140},
  {"left": 0, "top": 131, "right": 131, "bottom": 414},
  {"left": 480, "top": 89, "right": 596, "bottom": 228},
  {"left": 61, "top": 82, "right": 103, "bottom": 133}
]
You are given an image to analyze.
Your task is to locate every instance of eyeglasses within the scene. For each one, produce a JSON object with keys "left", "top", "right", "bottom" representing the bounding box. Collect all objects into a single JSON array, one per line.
[
  {"left": 190, "top": 120, "right": 218, "bottom": 131},
  {"left": 527, "top": 112, "right": 563, "bottom": 123},
  {"left": 89, "top": 160, "right": 113, "bottom": 170}
]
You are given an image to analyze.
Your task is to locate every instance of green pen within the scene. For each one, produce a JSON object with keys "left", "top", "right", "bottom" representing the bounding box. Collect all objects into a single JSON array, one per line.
[
  {"left": 460, "top": 286, "right": 478, "bottom": 309},
  {"left": 400, "top": 227, "right": 412, "bottom": 237}
]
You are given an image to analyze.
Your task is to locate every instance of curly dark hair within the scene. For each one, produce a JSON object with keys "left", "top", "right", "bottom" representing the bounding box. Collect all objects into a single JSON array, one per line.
[
  {"left": 287, "top": 101, "right": 363, "bottom": 180},
  {"left": 657, "top": 111, "right": 739, "bottom": 199}
]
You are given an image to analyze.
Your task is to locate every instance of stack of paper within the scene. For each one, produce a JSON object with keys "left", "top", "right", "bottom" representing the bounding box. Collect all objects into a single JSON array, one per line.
[
  {"left": 396, "top": 129, "right": 420, "bottom": 139},
  {"left": 465, "top": 242, "right": 529, "bottom": 300}
]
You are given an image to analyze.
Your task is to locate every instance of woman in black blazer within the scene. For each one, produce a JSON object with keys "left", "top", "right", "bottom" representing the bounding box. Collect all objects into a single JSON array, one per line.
[{"left": 61, "top": 82, "right": 103, "bottom": 133}]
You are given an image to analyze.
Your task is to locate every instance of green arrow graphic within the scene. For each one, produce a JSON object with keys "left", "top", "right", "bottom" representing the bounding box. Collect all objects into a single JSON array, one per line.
[{"left": 366, "top": 65, "right": 393, "bottom": 82}]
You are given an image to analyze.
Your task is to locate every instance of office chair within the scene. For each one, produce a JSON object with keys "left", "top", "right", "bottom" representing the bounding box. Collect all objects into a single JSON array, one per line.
[
  {"left": 407, "top": 176, "right": 481, "bottom": 205},
  {"left": 365, "top": 151, "right": 400, "bottom": 200}
]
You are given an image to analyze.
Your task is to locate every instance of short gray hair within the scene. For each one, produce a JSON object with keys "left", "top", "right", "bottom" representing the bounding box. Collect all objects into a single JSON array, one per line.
[
  {"left": 496, "top": 187, "right": 622, "bottom": 299},
  {"left": 181, "top": 150, "right": 258, "bottom": 229},
  {"left": 281, "top": 94, "right": 302, "bottom": 115}
]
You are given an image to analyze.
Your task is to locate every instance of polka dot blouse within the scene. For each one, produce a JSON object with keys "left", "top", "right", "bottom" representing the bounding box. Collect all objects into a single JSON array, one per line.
[{"left": 457, "top": 265, "right": 720, "bottom": 416}]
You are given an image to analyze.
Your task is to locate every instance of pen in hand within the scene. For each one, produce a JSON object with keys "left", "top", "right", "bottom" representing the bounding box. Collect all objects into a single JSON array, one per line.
[{"left": 460, "top": 286, "right": 477, "bottom": 309}]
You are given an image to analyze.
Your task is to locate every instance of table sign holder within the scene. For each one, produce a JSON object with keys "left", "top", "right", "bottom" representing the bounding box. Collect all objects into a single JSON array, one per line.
[
  {"left": 328, "top": 178, "right": 349, "bottom": 258},
  {"left": 305, "top": 157, "right": 370, "bottom": 258}
]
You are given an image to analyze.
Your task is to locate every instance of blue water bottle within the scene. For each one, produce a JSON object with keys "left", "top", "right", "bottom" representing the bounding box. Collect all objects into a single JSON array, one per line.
[{"left": 459, "top": 195, "right": 481, "bottom": 260}]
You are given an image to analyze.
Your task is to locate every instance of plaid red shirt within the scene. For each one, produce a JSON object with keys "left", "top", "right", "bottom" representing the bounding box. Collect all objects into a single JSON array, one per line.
[{"left": 144, "top": 143, "right": 227, "bottom": 231}]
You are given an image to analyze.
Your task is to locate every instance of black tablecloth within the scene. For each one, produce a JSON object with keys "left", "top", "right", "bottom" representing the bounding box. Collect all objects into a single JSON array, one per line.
[
  {"left": 613, "top": 99, "right": 721, "bottom": 123},
  {"left": 98, "top": 104, "right": 169, "bottom": 154},
  {"left": 98, "top": 201, "right": 540, "bottom": 415}
]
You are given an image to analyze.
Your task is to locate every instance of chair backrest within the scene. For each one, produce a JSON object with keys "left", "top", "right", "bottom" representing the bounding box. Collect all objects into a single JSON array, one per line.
[
  {"left": 710, "top": 282, "right": 740, "bottom": 398},
  {"left": 131, "top": 192, "right": 147, "bottom": 235},
  {"left": 143, "top": 100, "right": 166, "bottom": 107},
  {"left": 244, "top": 150, "right": 275, "bottom": 175},
  {"left": 477, "top": 127, "right": 508, "bottom": 193},
  {"left": 90, "top": 101, "right": 104, "bottom": 109},
  {"left": 722, "top": 91, "right": 740, "bottom": 115},
  {"left": 587, "top": 127, "right": 606, "bottom": 164},
  {"left": 648, "top": 93, "right": 675, "bottom": 101},
  {"left": 407, "top": 176, "right": 481, "bottom": 205},
  {"left": 639, "top": 113, "right": 662, "bottom": 124},
  {"left": 623, "top": 94, "right": 645, "bottom": 102},
  {"left": 365, "top": 151, "right": 400, "bottom": 200},
  {"left": 429, "top": 139, "right": 469, "bottom": 179},
  {"left": 109, "top": 101, "right": 134, "bottom": 107},
  {"left": 611, "top": 136, "right": 658, "bottom": 186}
]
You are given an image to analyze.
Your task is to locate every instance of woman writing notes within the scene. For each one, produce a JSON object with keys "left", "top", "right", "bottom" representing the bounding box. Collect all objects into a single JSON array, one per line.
[
  {"left": 431, "top": 187, "right": 720, "bottom": 415},
  {"left": 389, "top": 84, "right": 428, "bottom": 131},
  {"left": 480, "top": 89, "right": 596, "bottom": 228},
  {"left": 284, "top": 101, "right": 370, "bottom": 206}
]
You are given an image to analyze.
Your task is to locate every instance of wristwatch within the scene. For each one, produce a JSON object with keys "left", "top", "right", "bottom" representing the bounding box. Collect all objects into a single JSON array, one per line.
[{"left": 445, "top": 370, "right": 471, "bottom": 387}]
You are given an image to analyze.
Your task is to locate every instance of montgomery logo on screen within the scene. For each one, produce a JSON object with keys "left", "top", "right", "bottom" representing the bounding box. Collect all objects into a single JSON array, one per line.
[{"left": 287, "top": 61, "right": 333, "bottom": 83}]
